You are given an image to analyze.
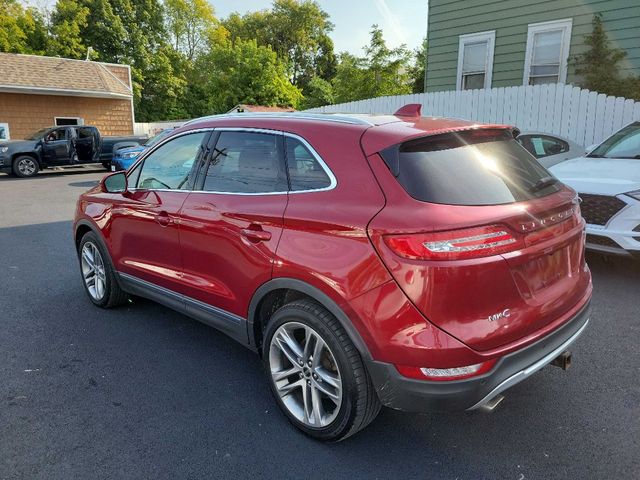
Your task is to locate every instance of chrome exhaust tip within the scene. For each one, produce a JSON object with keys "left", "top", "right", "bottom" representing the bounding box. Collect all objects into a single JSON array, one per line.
[{"left": 477, "top": 394, "right": 505, "bottom": 413}]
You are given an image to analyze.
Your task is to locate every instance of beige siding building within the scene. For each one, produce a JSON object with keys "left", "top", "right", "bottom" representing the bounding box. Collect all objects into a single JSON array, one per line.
[{"left": 0, "top": 53, "right": 134, "bottom": 140}]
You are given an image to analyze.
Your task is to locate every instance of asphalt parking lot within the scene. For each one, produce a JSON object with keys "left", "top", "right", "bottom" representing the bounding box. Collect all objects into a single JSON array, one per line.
[{"left": 1, "top": 168, "right": 639, "bottom": 480}]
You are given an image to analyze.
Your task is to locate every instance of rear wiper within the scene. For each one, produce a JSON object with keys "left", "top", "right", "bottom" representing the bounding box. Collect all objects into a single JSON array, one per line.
[{"left": 530, "top": 176, "right": 559, "bottom": 192}]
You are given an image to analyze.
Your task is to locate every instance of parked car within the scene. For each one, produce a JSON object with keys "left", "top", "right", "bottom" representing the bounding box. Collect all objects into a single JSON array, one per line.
[
  {"left": 517, "top": 132, "right": 583, "bottom": 167},
  {"left": 74, "top": 106, "right": 592, "bottom": 440},
  {"left": 551, "top": 121, "right": 640, "bottom": 257},
  {"left": 110, "top": 128, "right": 175, "bottom": 171},
  {"left": 0, "top": 125, "right": 146, "bottom": 177}
]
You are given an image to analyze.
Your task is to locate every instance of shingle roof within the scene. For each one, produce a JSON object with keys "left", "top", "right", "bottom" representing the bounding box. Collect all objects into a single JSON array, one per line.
[{"left": 0, "top": 53, "right": 132, "bottom": 98}]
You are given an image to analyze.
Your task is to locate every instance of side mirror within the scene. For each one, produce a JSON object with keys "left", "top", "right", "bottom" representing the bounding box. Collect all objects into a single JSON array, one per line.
[
  {"left": 585, "top": 144, "right": 597, "bottom": 155},
  {"left": 101, "top": 171, "right": 128, "bottom": 193}
]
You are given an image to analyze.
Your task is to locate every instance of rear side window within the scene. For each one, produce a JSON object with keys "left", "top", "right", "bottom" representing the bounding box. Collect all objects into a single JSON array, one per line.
[
  {"left": 518, "top": 134, "right": 569, "bottom": 158},
  {"left": 203, "top": 131, "right": 288, "bottom": 193},
  {"left": 382, "top": 129, "right": 560, "bottom": 206},
  {"left": 285, "top": 137, "right": 332, "bottom": 191}
]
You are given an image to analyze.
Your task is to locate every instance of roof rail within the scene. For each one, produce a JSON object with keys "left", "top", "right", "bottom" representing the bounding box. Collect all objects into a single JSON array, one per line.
[{"left": 183, "top": 111, "right": 374, "bottom": 127}]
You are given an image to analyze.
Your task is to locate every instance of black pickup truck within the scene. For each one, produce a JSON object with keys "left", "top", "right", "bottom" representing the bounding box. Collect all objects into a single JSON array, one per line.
[{"left": 0, "top": 125, "right": 147, "bottom": 177}]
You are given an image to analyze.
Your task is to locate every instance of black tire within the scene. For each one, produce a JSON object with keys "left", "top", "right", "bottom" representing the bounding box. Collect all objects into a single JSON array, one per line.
[
  {"left": 102, "top": 162, "right": 111, "bottom": 170},
  {"left": 78, "top": 231, "right": 128, "bottom": 308},
  {"left": 12, "top": 155, "right": 40, "bottom": 178},
  {"left": 263, "top": 299, "right": 381, "bottom": 441}
]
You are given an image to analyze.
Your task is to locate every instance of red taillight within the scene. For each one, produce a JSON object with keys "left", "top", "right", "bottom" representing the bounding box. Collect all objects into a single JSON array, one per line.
[
  {"left": 384, "top": 225, "right": 523, "bottom": 261},
  {"left": 396, "top": 359, "right": 497, "bottom": 381}
]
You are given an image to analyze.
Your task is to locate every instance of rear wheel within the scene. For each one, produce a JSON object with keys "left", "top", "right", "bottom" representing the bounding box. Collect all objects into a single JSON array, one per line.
[
  {"left": 78, "top": 231, "right": 128, "bottom": 308},
  {"left": 12, "top": 156, "right": 39, "bottom": 178},
  {"left": 263, "top": 299, "right": 381, "bottom": 441}
]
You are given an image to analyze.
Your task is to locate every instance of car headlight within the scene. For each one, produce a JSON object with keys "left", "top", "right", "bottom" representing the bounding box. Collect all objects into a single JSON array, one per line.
[
  {"left": 122, "top": 152, "right": 139, "bottom": 159},
  {"left": 0, "top": 146, "right": 8, "bottom": 154},
  {"left": 626, "top": 189, "right": 640, "bottom": 201}
]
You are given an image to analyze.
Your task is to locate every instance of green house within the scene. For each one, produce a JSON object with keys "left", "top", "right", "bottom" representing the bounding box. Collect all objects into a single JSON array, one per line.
[{"left": 425, "top": 0, "right": 640, "bottom": 92}]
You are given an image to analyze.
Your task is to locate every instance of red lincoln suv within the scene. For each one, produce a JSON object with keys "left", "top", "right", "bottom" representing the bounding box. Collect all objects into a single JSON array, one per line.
[{"left": 74, "top": 105, "right": 592, "bottom": 440}]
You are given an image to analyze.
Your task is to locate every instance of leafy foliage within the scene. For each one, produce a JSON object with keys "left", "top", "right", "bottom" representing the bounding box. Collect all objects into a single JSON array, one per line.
[
  {"left": 333, "top": 25, "right": 413, "bottom": 103},
  {"left": 573, "top": 14, "right": 639, "bottom": 100},
  {"left": 0, "top": 1, "right": 428, "bottom": 119}
]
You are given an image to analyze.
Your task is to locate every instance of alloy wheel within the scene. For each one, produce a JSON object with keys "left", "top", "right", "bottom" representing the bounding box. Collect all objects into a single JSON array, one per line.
[
  {"left": 269, "top": 321, "right": 343, "bottom": 428},
  {"left": 17, "top": 158, "right": 37, "bottom": 176},
  {"left": 81, "top": 242, "right": 107, "bottom": 301}
]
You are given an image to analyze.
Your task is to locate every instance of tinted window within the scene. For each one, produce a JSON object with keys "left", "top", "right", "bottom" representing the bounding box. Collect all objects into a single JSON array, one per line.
[
  {"left": 77, "top": 127, "right": 94, "bottom": 139},
  {"left": 285, "top": 137, "right": 332, "bottom": 191},
  {"left": 136, "top": 132, "right": 206, "bottom": 190},
  {"left": 589, "top": 122, "right": 640, "bottom": 159},
  {"left": 384, "top": 129, "right": 560, "bottom": 206},
  {"left": 45, "top": 129, "right": 67, "bottom": 142},
  {"left": 203, "top": 131, "right": 287, "bottom": 193}
]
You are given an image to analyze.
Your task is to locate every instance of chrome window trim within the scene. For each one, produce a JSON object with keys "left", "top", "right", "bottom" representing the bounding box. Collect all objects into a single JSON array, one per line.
[
  {"left": 125, "top": 126, "right": 338, "bottom": 196},
  {"left": 190, "top": 127, "right": 337, "bottom": 196}
]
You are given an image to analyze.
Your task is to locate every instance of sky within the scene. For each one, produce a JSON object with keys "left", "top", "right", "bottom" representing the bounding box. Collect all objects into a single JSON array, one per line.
[
  {"left": 211, "top": 0, "right": 428, "bottom": 55},
  {"left": 23, "top": 0, "right": 428, "bottom": 56}
]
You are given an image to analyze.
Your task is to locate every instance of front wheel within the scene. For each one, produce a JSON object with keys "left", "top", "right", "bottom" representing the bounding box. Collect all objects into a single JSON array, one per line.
[
  {"left": 263, "top": 299, "right": 381, "bottom": 441},
  {"left": 12, "top": 156, "right": 39, "bottom": 177},
  {"left": 78, "top": 231, "right": 128, "bottom": 308}
]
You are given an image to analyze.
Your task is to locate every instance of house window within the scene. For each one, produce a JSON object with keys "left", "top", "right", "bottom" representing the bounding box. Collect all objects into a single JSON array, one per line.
[
  {"left": 457, "top": 31, "right": 495, "bottom": 90},
  {"left": 524, "top": 19, "right": 572, "bottom": 85},
  {"left": 55, "top": 117, "right": 84, "bottom": 126},
  {"left": 0, "top": 123, "right": 9, "bottom": 141}
]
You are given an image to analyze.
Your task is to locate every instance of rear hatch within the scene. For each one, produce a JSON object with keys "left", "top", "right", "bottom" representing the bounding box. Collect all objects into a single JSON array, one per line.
[{"left": 367, "top": 128, "right": 591, "bottom": 351}]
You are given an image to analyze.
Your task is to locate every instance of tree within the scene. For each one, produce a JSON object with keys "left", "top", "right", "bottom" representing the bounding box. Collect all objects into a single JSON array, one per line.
[
  {"left": 190, "top": 38, "right": 302, "bottom": 115},
  {"left": 300, "top": 76, "right": 335, "bottom": 109},
  {"left": 409, "top": 38, "right": 427, "bottom": 93},
  {"left": 48, "top": 0, "right": 90, "bottom": 59},
  {"left": 165, "top": 0, "right": 220, "bottom": 61},
  {"left": 0, "top": 0, "right": 48, "bottom": 54},
  {"left": 333, "top": 25, "right": 413, "bottom": 103},
  {"left": 573, "top": 14, "right": 639, "bottom": 100},
  {"left": 222, "top": 0, "right": 336, "bottom": 89}
]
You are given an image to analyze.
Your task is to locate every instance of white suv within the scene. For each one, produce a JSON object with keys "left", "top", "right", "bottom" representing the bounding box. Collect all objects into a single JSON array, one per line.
[{"left": 551, "top": 122, "right": 640, "bottom": 257}]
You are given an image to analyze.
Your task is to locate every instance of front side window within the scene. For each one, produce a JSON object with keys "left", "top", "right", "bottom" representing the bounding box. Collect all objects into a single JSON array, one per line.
[
  {"left": 285, "top": 137, "right": 332, "bottom": 191},
  {"left": 588, "top": 122, "right": 640, "bottom": 159},
  {"left": 45, "top": 129, "right": 67, "bottom": 142},
  {"left": 136, "top": 132, "right": 206, "bottom": 190},
  {"left": 202, "top": 131, "right": 287, "bottom": 193},
  {"left": 524, "top": 19, "right": 572, "bottom": 85},
  {"left": 457, "top": 31, "right": 495, "bottom": 90}
]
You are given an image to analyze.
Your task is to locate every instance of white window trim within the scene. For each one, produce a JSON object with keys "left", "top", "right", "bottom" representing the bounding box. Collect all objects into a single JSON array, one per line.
[
  {"left": 523, "top": 18, "right": 573, "bottom": 86},
  {"left": 54, "top": 117, "right": 85, "bottom": 126},
  {"left": 456, "top": 30, "right": 496, "bottom": 91}
]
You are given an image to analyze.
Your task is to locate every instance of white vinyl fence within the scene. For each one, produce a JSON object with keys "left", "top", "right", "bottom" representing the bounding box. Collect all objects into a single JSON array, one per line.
[
  {"left": 307, "top": 84, "right": 640, "bottom": 148},
  {"left": 134, "top": 120, "right": 186, "bottom": 136}
]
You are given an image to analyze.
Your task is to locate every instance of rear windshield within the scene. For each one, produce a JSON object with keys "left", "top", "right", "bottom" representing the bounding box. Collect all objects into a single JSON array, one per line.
[{"left": 382, "top": 129, "right": 561, "bottom": 206}]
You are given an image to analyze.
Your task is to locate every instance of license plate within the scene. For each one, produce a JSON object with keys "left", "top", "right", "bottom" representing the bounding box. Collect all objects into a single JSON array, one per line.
[{"left": 111, "top": 165, "right": 116, "bottom": 172}]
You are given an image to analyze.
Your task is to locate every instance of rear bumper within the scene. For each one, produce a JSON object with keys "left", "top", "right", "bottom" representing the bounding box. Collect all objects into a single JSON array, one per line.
[{"left": 366, "top": 300, "right": 591, "bottom": 413}]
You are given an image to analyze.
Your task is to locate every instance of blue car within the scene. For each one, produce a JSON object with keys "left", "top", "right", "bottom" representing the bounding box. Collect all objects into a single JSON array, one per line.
[{"left": 111, "top": 128, "right": 174, "bottom": 171}]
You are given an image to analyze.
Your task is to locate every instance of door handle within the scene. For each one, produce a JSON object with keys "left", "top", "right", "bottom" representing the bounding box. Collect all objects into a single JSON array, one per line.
[
  {"left": 240, "top": 227, "right": 272, "bottom": 242},
  {"left": 155, "top": 211, "right": 172, "bottom": 226}
]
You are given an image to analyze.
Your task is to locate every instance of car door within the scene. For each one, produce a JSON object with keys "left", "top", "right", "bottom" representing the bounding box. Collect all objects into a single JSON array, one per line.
[
  {"left": 178, "top": 129, "right": 289, "bottom": 323},
  {"left": 75, "top": 127, "right": 97, "bottom": 162},
  {"left": 42, "top": 128, "right": 71, "bottom": 164},
  {"left": 107, "top": 130, "right": 210, "bottom": 293}
]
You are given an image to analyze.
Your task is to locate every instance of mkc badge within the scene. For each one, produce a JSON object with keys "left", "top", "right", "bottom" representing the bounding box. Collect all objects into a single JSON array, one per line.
[{"left": 487, "top": 309, "right": 511, "bottom": 322}]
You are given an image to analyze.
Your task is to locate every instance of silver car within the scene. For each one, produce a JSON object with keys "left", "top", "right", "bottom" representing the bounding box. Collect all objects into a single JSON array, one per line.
[{"left": 517, "top": 132, "right": 584, "bottom": 168}]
